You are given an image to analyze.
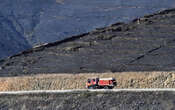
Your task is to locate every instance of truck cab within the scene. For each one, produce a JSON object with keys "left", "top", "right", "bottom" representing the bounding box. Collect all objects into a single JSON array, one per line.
[{"left": 86, "top": 78, "right": 99, "bottom": 89}]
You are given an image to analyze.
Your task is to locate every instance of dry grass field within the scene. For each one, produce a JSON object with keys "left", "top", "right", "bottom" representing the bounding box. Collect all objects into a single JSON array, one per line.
[{"left": 0, "top": 71, "right": 174, "bottom": 91}]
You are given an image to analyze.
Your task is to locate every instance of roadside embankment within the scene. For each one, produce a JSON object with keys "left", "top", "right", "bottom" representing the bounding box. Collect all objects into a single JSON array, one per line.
[
  {"left": 0, "top": 71, "right": 174, "bottom": 91},
  {"left": 0, "top": 90, "right": 174, "bottom": 110}
]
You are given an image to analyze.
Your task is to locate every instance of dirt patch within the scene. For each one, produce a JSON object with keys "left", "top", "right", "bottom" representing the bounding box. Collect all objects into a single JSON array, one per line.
[{"left": 0, "top": 71, "right": 174, "bottom": 91}]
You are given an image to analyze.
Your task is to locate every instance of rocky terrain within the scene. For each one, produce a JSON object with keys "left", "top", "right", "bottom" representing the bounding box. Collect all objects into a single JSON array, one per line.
[
  {"left": 0, "top": 8, "right": 175, "bottom": 76},
  {"left": 0, "top": 91, "right": 174, "bottom": 110},
  {"left": 0, "top": 0, "right": 175, "bottom": 59}
]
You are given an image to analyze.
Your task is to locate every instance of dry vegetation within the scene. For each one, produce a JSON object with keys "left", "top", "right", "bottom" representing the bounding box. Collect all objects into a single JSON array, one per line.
[{"left": 0, "top": 71, "right": 174, "bottom": 91}]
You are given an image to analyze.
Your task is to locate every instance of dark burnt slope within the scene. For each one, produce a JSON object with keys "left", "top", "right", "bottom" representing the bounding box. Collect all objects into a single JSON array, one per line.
[
  {"left": 0, "top": 9, "right": 175, "bottom": 76},
  {"left": 0, "top": 91, "right": 174, "bottom": 110},
  {"left": 0, "top": 12, "right": 31, "bottom": 59}
]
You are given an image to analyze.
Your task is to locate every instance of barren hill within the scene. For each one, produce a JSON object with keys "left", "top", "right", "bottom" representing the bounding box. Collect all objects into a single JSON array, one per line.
[
  {"left": 0, "top": 12, "right": 31, "bottom": 59},
  {"left": 0, "top": 9, "right": 175, "bottom": 76},
  {"left": 1, "top": 0, "right": 174, "bottom": 59}
]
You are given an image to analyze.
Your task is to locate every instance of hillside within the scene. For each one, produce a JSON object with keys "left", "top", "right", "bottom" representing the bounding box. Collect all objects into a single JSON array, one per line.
[
  {"left": 0, "top": 12, "right": 31, "bottom": 59},
  {"left": 0, "top": 91, "right": 174, "bottom": 110},
  {"left": 0, "top": 0, "right": 175, "bottom": 59},
  {"left": 0, "top": 9, "right": 175, "bottom": 76}
]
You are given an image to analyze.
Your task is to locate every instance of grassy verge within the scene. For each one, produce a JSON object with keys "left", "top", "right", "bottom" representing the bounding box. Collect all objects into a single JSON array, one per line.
[{"left": 0, "top": 71, "right": 174, "bottom": 91}]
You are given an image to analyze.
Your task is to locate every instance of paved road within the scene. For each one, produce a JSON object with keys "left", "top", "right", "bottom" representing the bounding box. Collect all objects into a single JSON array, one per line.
[{"left": 0, "top": 89, "right": 175, "bottom": 95}]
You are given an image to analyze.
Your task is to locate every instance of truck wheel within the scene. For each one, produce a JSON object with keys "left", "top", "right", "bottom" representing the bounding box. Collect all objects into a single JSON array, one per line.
[
  {"left": 108, "top": 86, "right": 113, "bottom": 89},
  {"left": 88, "top": 86, "right": 94, "bottom": 89},
  {"left": 104, "top": 86, "right": 108, "bottom": 89}
]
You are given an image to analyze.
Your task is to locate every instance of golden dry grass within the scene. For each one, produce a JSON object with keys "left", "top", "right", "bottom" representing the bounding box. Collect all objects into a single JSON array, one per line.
[{"left": 0, "top": 71, "right": 174, "bottom": 91}]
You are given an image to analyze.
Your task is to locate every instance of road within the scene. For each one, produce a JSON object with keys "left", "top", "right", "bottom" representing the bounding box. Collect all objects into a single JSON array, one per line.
[{"left": 0, "top": 88, "right": 175, "bottom": 95}]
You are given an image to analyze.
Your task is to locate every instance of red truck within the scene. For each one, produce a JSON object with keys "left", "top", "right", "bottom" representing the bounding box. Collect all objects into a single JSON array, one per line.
[{"left": 86, "top": 78, "right": 117, "bottom": 89}]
